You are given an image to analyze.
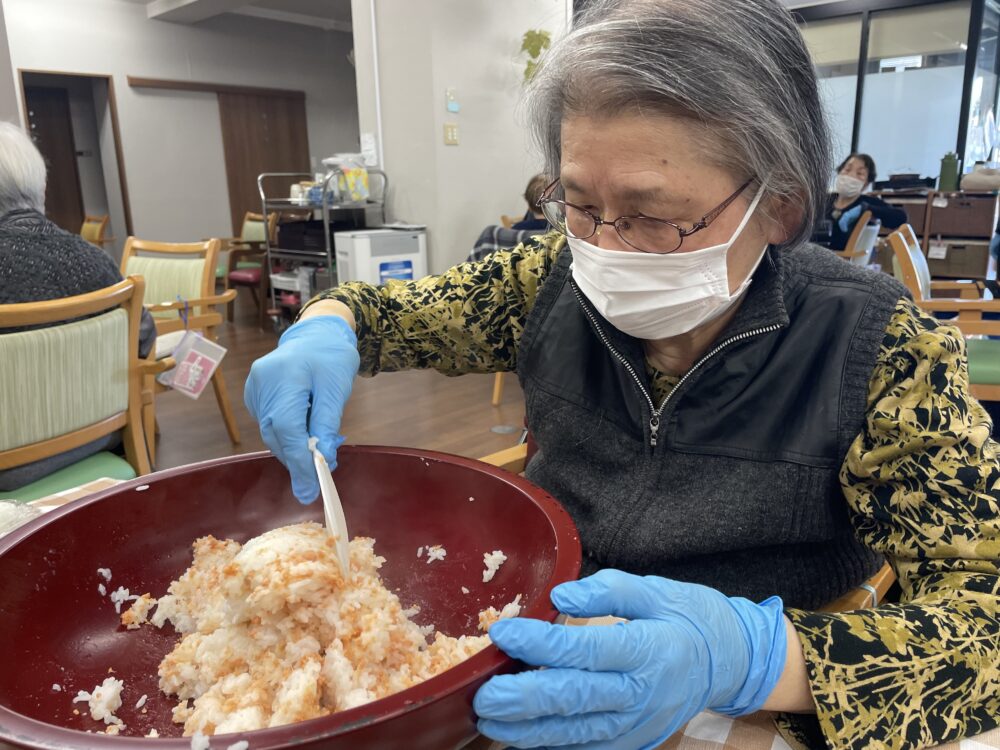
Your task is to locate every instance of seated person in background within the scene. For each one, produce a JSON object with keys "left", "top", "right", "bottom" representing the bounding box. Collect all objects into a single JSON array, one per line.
[
  {"left": 510, "top": 174, "right": 550, "bottom": 231},
  {"left": 0, "top": 121, "right": 156, "bottom": 490},
  {"left": 468, "top": 173, "right": 552, "bottom": 262},
  {"left": 826, "top": 153, "right": 906, "bottom": 250}
]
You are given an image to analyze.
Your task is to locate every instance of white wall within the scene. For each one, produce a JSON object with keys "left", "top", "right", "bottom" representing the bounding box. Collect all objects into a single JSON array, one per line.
[
  {"left": 353, "top": 0, "right": 571, "bottom": 273},
  {"left": 2, "top": 0, "right": 359, "bottom": 241},
  {"left": 0, "top": 0, "right": 17, "bottom": 123}
]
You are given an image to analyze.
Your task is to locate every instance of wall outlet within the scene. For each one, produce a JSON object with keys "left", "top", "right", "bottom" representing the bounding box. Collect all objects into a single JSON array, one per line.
[{"left": 444, "top": 123, "right": 459, "bottom": 146}]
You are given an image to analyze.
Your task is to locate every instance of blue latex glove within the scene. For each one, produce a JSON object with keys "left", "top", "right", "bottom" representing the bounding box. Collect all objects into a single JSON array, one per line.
[
  {"left": 244, "top": 315, "right": 360, "bottom": 504},
  {"left": 474, "top": 570, "right": 787, "bottom": 750}
]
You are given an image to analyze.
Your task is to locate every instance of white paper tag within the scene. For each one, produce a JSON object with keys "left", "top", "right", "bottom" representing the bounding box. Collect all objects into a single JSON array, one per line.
[
  {"left": 928, "top": 241, "right": 948, "bottom": 260},
  {"left": 156, "top": 331, "right": 227, "bottom": 399},
  {"left": 932, "top": 196, "right": 949, "bottom": 208}
]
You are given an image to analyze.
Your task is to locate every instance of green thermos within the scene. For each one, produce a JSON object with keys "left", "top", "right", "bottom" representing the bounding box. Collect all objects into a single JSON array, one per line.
[{"left": 939, "top": 152, "right": 960, "bottom": 192}]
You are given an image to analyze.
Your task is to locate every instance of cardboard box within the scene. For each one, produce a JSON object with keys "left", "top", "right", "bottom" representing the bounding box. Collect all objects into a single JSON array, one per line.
[
  {"left": 925, "top": 238, "right": 991, "bottom": 279},
  {"left": 927, "top": 192, "right": 998, "bottom": 239}
]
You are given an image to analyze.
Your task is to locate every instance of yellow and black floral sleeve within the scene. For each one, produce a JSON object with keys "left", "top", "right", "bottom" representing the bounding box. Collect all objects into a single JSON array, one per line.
[
  {"left": 307, "top": 244, "right": 999, "bottom": 749},
  {"left": 302, "top": 235, "right": 563, "bottom": 376},
  {"left": 784, "top": 297, "right": 1000, "bottom": 750}
]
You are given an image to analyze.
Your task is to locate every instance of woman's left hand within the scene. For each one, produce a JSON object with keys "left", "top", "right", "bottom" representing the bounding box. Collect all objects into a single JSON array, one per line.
[{"left": 474, "top": 570, "right": 788, "bottom": 749}]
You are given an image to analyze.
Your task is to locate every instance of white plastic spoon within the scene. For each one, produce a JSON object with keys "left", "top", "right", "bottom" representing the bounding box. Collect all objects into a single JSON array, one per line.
[{"left": 308, "top": 437, "right": 350, "bottom": 575}]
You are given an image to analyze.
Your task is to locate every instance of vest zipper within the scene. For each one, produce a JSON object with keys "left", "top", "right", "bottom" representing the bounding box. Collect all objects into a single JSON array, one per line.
[{"left": 570, "top": 281, "right": 782, "bottom": 447}]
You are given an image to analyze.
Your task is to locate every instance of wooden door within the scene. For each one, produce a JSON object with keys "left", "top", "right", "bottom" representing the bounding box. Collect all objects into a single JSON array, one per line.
[
  {"left": 218, "top": 92, "right": 310, "bottom": 235},
  {"left": 24, "top": 86, "right": 84, "bottom": 232}
]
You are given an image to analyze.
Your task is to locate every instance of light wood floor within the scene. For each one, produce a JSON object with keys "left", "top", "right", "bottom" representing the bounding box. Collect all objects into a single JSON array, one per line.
[{"left": 154, "top": 293, "right": 526, "bottom": 470}]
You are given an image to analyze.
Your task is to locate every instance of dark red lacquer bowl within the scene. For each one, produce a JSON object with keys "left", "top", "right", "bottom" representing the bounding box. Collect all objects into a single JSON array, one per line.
[{"left": 0, "top": 447, "right": 580, "bottom": 749}]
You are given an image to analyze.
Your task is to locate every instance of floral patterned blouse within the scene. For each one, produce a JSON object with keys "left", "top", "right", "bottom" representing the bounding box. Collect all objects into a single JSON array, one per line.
[{"left": 305, "top": 234, "right": 1000, "bottom": 750}]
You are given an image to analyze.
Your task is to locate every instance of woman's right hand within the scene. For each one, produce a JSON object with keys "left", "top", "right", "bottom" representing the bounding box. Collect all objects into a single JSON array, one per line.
[{"left": 244, "top": 315, "right": 360, "bottom": 504}]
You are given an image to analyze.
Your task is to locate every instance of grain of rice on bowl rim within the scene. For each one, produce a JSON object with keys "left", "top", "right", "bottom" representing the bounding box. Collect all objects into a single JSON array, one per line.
[{"left": 120, "top": 522, "right": 521, "bottom": 738}]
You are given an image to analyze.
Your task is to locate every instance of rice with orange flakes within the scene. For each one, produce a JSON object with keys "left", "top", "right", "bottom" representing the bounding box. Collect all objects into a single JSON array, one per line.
[{"left": 123, "top": 522, "right": 518, "bottom": 737}]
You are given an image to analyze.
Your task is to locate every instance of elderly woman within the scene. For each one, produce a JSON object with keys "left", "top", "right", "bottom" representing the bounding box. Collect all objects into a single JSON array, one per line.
[
  {"left": 826, "top": 153, "right": 906, "bottom": 250},
  {"left": 0, "top": 121, "right": 155, "bottom": 490},
  {"left": 244, "top": 1, "right": 1000, "bottom": 748}
]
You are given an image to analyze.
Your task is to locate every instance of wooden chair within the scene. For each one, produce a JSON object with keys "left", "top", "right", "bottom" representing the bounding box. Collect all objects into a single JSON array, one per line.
[
  {"left": 477, "top": 442, "right": 897, "bottom": 612},
  {"left": 887, "top": 224, "right": 1000, "bottom": 402},
  {"left": 0, "top": 277, "right": 173, "bottom": 500},
  {"left": 492, "top": 372, "right": 507, "bottom": 406},
  {"left": 837, "top": 210, "right": 880, "bottom": 266},
  {"left": 120, "top": 237, "right": 239, "bottom": 464},
  {"left": 218, "top": 212, "right": 278, "bottom": 329},
  {"left": 80, "top": 214, "right": 113, "bottom": 248}
]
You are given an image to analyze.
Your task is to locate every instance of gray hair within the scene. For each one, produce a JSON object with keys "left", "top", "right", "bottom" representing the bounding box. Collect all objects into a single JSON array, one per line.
[
  {"left": 525, "top": 0, "right": 830, "bottom": 250},
  {"left": 0, "top": 121, "right": 47, "bottom": 215}
]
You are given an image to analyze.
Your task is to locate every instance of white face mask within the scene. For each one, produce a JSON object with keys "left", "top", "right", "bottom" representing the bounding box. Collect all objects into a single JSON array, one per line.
[
  {"left": 835, "top": 173, "right": 865, "bottom": 198},
  {"left": 569, "top": 184, "right": 768, "bottom": 340}
]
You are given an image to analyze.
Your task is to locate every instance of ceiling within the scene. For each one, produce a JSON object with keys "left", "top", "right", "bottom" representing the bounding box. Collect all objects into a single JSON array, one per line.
[{"left": 134, "top": 0, "right": 352, "bottom": 32}]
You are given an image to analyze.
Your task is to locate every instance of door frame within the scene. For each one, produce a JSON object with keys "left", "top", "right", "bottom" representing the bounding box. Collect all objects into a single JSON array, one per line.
[{"left": 18, "top": 69, "right": 134, "bottom": 235}]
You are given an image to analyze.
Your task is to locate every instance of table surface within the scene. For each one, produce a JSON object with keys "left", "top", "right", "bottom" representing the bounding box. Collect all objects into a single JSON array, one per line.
[{"left": 4, "top": 479, "right": 1000, "bottom": 750}]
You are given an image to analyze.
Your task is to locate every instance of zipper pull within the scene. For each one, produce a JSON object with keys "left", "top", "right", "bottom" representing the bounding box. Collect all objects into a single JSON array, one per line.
[{"left": 649, "top": 415, "right": 660, "bottom": 447}]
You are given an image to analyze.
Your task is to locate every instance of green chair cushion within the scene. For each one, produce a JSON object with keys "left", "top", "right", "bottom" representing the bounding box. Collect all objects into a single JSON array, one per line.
[
  {"left": 0, "top": 452, "right": 136, "bottom": 503},
  {"left": 967, "top": 338, "right": 1000, "bottom": 386},
  {"left": 216, "top": 260, "right": 262, "bottom": 278}
]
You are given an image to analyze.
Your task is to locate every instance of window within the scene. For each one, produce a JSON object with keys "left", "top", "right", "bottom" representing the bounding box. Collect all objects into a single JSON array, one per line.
[
  {"left": 964, "top": 0, "right": 1000, "bottom": 166},
  {"left": 857, "top": 1, "right": 971, "bottom": 179},
  {"left": 801, "top": 16, "right": 863, "bottom": 169}
]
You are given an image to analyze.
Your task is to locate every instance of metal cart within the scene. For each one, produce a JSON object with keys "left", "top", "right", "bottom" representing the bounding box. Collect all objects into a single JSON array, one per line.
[{"left": 257, "top": 169, "right": 388, "bottom": 326}]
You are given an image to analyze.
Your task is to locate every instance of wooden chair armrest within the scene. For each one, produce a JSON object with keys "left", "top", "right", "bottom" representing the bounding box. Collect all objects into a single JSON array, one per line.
[
  {"left": 930, "top": 280, "right": 983, "bottom": 290},
  {"left": 919, "top": 298, "right": 1000, "bottom": 313},
  {"left": 478, "top": 444, "right": 528, "bottom": 474},
  {"left": 140, "top": 356, "right": 176, "bottom": 375},
  {"left": 820, "top": 562, "right": 896, "bottom": 612},
  {"left": 145, "top": 289, "right": 237, "bottom": 314}
]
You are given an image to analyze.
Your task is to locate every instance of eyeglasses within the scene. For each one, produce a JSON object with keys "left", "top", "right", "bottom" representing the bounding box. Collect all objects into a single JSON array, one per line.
[{"left": 537, "top": 178, "right": 755, "bottom": 254}]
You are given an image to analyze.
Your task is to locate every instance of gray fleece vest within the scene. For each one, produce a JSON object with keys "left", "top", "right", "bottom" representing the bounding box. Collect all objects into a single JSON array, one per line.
[{"left": 516, "top": 243, "right": 909, "bottom": 609}]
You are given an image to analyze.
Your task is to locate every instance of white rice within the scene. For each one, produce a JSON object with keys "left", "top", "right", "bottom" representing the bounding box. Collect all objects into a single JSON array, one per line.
[
  {"left": 481, "top": 550, "right": 507, "bottom": 583},
  {"left": 461, "top": 587, "right": 470, "bottom": 595},
  {"left": 416, "top": 546, "right": 424, "bottom": 558},
  {"left": 135, "top": 694, "right": 148, "bottom": 709},
  {"left": 191, "top": 731, "right": 211, "bottom": 750},
  {"left": 146, "top": 728, "right": 160, "bottom": 738},
  {"left": 468, "top": 496, "right": 474, "bottom": 502},
  {"left": 98, "top": 583, "right": 107, "bottom": 596},
  {"left": 498, "top": 593, "right": 522, "bottom": 619},
  {"left": 109, "top": 586, "right": 139, "bottom": 614},
  {"left": 425, "top": 544, "right": 446, "bottom": 564},
  {"left": 72, "top": 677, "right": 124, "bottom": 726},
  {"left": 97, "top": 568, "right": 112, "bottom": 582},
  {"left": 143, "top": 524, "right": 493, "bottom": 737},
  {"left": 478, "top": 594, "right": 523, "bottom": 631},
  {"left": 51, "top": 684, "right": 62, "bottom": 692}
]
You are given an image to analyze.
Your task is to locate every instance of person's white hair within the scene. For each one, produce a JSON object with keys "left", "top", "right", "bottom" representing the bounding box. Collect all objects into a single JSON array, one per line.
[
  {"left": 0, "top": 121, "right": 47, "bottom": 215},
  {"left": 525, "top": 0, "right": 832, "bottom": 251}
]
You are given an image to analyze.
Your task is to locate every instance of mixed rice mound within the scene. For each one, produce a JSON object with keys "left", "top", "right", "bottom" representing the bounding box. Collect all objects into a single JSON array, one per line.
[{"left": 124, "top": 522, "right": 514, "bottom": 737}]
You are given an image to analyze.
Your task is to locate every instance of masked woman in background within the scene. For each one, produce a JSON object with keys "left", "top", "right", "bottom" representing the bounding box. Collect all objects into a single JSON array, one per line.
[{"left": 826, "top": 152, "right": 906, "bottom": 250}]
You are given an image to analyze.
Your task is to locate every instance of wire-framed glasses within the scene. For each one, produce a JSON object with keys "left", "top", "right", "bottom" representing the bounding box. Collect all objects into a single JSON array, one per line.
[{"left": 537, "top": 178, "right": 755, "bottom": 254}]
